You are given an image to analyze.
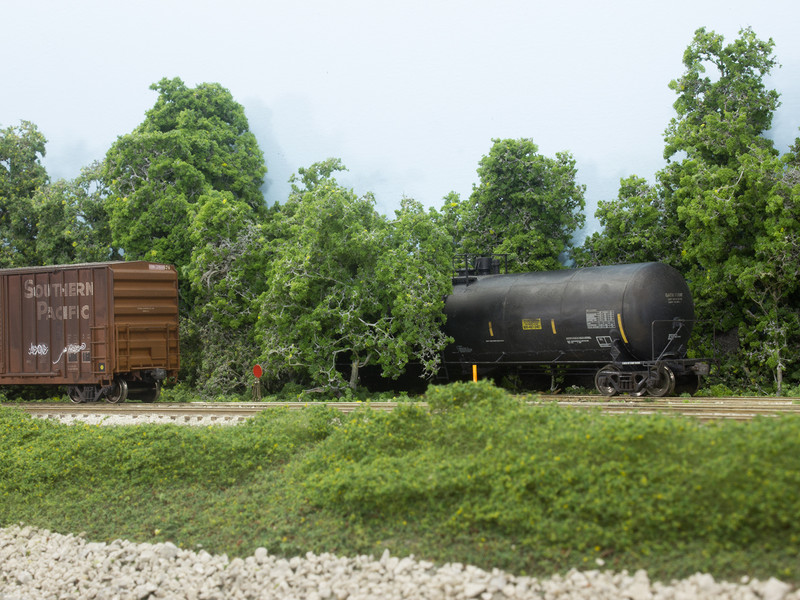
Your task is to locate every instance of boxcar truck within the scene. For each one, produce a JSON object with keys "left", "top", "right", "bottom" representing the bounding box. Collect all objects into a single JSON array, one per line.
[{"left": 0, "top": 261, "right": 180, "bottom": 403}]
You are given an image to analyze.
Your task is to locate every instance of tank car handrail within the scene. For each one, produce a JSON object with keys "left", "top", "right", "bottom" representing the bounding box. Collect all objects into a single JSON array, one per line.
[{"left": 650, "top": 318, "right": 693, "bottom": 362}]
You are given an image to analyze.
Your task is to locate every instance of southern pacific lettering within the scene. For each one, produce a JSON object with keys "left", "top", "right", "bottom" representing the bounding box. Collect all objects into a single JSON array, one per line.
[
  {"left": 24, "top": 279, "right": 94, "bottom": 321},
  {"left": 24, "top": 279, "right": 95, "bottom": 298},
  {"left": 36, "top": 303, "right": 91, "bottom": 321}
]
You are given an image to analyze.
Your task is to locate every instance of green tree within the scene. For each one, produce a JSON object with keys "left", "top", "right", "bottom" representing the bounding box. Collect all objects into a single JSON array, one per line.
[
  {"left": 373, "top": 197, "right": 453, "bottom": 383},
  {"left": 462, "top": 138, "right": 585, "bottom": 271},
  {"left": 662, "top": 27, "right": 779, "bottom": 166},
  {"left": 576, "top": 176, "right": 680, "bottom": 266},
  {"left": 103, "top": 77, "right": 267, "bottom": 269},
  {"left": 256, "top": 162, "right": 452, "bottom": 392},
  {"left": 182, "top": 192, "right": 274, "bottom": 395},
  {"left": 436, "top": 191, "right": 470, "bottom": 253},
  {"left": 32, "top": 162, "right": 119, "bottom": 265},
  {"left": 662, "top": 28, "right": 793, "bottom": 392},
  {"left": 0, "top": 121, "right": 48, "bottom": 266},
  {"left": 581, "top": 27, "right": 780, "bottom": 266},
  {"left": 102, "top": 78, "right": 269, "bottom": 392},
  {"left": 257, "top": 166, "right": 386, "bottom": 391},
  {"left": 708, "top": 146, "right": 800, "bottom": 394}
]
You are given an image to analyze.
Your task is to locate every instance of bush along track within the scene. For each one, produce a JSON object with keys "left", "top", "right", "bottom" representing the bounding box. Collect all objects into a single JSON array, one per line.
[{"left": 1, "top": 381, "right": 799, "bottom": 584}]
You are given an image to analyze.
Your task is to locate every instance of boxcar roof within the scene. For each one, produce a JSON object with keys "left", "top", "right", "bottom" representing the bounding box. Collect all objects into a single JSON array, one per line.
[{"left": 0, "top": 261, "right": 174, "bottom": 274}]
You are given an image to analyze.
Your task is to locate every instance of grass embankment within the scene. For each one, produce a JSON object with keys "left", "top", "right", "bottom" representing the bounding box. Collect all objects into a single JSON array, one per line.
[{"left": 1, "top": 381, "right": 799, "bottom": 584}]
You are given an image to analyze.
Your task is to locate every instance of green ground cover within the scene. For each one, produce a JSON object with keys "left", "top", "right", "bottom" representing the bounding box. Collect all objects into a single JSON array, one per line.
[{"left": 1, "top": 381, "right": 799, "bottom": 583}]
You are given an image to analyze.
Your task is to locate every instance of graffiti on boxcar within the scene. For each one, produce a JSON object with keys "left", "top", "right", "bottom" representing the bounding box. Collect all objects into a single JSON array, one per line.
[
  {"left": 28, "top": 343, "right": 50, "bottom": 356},
  {"left": 52, "top": 343, "right": 87, "bottom": 365},
  {"left": 27, "top": 341, "right": 87, "bottom": 364}
]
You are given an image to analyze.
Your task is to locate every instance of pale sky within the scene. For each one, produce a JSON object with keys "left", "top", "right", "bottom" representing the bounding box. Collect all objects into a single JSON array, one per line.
[{"left": 3, "top": 0, "right": 799, "bottom": 232}]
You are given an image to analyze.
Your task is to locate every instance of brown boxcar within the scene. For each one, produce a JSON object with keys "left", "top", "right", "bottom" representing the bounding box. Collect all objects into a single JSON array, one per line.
[{"left": 0, "top": 261, "right": 179, "bottom": 403}]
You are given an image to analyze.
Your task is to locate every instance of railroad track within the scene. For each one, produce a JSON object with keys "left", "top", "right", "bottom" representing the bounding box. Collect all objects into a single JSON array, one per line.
[
  {"left": 537, "top": 395, "right": 800, "bottom": 421},
  {"left": 5, "top": 396, "right": 800, "bottom": 423},
  {"left": 6, "top": 401, "right": 398, "bottom": 424}
]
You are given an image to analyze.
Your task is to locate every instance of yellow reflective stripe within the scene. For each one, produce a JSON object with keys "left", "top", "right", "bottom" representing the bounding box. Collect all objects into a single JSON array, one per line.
[{"left": 617, "top": 313, "right": 628, "bottom": 344}]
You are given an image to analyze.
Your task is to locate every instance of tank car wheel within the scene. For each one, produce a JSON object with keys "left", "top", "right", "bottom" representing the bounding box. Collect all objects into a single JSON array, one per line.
[
  {"left": 595, "top": 365, "right": 620, "bottom": 396},
  {"left": 629, "top": 373, "right": 648, "bottom": 397},
  {"left": 106, "top": 378, "right": 128, "bottom": 404},
  {"left": 646, "top": 365, "right": 676, "bottom": 397},
  {"left": 674, "top": 373, "right": 700, "bottom": 396}
]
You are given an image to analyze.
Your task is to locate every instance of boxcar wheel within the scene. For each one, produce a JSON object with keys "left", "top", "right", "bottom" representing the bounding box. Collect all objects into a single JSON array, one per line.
[
  {"left": 595, "top": 364, "right": 620, "bottom": 396},
  {"left": 139, "top": 382, "right": 161, "bottom": 403},
  {"left": 68, "top": 386, "right": 85, "bottom": 404},
  {"left": 106, "top": 378, "right": 128, "bottom": 404}
]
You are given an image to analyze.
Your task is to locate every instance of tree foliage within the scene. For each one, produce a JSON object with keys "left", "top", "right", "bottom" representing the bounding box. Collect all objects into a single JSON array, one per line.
[
  {"left": 663, "top": 27, "right": 780, "bottom": 166},
  {"left": 182, "top": 193, "right": 274, "bottom": 395},
  {"left": 32, "top": 162, "right": 119, "bottom": 265},
  {"left": 461, "top": 138, "right": 585, "bottom": 271},
  {"left": 576, "top": 176, "right": 681, "bottom": 267},
  {"left": 0, "top": 121, "right": 49, "bottom": 267},
  {"left": 98, "top": 78, "right": 270, "bottom": 393},
  {"left": 256, "top": 162, "right": 452, "bottom": 392},
  {"left": 662, "top": 28, "right": 798, "bottom": 392},
  {"left": 373, "top": 197, "right": 454, "bottom": 381},
  {"left": 1, "top": 124, "right": 114, "bottom": 268},
  {"left": 103, "top": 77, "right": 267, "bottom": 269},
  {"left": 257, "top": 165, "right": 385, "bottom": 391}
]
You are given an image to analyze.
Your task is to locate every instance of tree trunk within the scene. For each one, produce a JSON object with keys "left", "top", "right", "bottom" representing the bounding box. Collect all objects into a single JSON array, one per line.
[
  {"left": 349, "top": 360, "right": 359, "bottom": 390},
  {"left": 348, "top": 354, "right": 371, "bottom": 390}
]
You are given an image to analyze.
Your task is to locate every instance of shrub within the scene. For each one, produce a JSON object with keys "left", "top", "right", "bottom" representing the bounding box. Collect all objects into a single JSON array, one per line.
[{"left": 297, "top": 382, "right": 800, "bottom": 559}]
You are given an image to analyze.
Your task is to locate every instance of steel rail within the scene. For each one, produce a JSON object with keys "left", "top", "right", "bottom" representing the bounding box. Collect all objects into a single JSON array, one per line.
[
  {"left": 535, "top": 395, "right": 800, "bottom": 421},
  {"left": 5, "top": 396, "right": 800, "bottom": 422},
  {"left": 6, "top": 401, "right": 400, "bottom": 421}
]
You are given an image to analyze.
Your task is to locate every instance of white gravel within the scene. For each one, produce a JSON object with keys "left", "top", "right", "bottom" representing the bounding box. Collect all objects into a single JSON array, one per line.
[
  {"left": 32, "top": 413, "right": 246, "bottom": 427},
  {"left": 0, "top": 524, "right": 797, "bottom": 600}
]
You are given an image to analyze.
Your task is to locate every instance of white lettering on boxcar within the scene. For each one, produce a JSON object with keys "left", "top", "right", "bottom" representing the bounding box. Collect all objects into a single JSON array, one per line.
[
  {"left": 24, "top": 278, "right": 95, "bottom": 321},
  {"left": 36, "top": 302, "right": 91, "bottom": 321},
  {"left": 24, "top": 279, "right": 94, "bottom": 299}
]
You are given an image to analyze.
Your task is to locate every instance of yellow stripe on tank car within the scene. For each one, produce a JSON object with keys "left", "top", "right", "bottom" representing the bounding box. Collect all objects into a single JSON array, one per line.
[
  {"left": 489, "top": 321, "right": 494, "bottom": 337},
  {"left": 551, "top": 319, "right": 557, "bottom": 334},
  {"left": 617, "top": 313, "right": 629, "bottom": 344}
]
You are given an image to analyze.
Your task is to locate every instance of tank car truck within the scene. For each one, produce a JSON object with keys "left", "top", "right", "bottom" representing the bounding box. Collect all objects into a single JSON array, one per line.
[
  {"left": 442, "top": 256, "right": 709, "bottom": 396},
  {"left": 0, "top": 261, "right": 179, "bottom": 403}
]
